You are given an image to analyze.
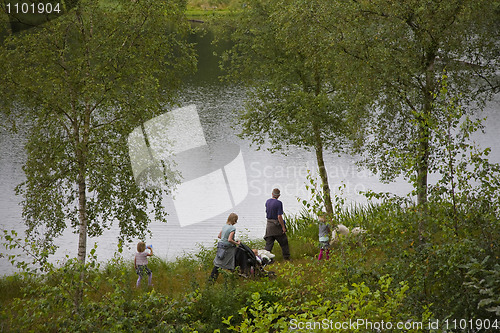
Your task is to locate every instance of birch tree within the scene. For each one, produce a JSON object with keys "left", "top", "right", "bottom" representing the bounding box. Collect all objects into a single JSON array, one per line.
[{"left": 0, "top": 0, "right": 196, "bottom": 263}]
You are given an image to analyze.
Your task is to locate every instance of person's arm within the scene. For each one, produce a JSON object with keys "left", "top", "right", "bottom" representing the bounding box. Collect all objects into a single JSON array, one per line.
[
  {"left": 278, "top": 214, "right": 286, "bottom": 233},
  {"left": 147, "top": 247, "right": 154, "bottom": 256},
  {"left": 278, "top": 201, "right": 286, "bottom": 233},
  {"left": 134, "top": 256, "right": 137, "bottom": 270},
  {"left": 228, "top": 231, "right": 240, "bottom": 246},
  {"left": 218, "top": 230, "right": 222, "bottom": 239}
]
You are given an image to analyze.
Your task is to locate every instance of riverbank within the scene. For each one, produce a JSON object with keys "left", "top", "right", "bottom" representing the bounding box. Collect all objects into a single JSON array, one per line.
[
  {"left": 1, "top": 200, "right": 498, "bottom": 331},
  {"left": 0, "top": 0, "right": 235, "bottom": 36},
  {"left": 186, "top": 0, "right": 240, "bottom": 19}
]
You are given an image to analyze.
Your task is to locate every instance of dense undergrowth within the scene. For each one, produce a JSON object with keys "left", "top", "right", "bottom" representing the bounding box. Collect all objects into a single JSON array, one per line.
[{"left": 1, "top": 195, "right": 499, "bottom": 332}]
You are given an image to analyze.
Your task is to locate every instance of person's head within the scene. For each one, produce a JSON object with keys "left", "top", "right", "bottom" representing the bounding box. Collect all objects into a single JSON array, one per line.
[
  {"left": 227, "top": 212, "right": 238, "bottom": 225},
  {"left": 272, "top": 188, "right": 280, "bottom": 199},
  {"left": 137, "top": 241, "right": 146, "bottom": 253}
]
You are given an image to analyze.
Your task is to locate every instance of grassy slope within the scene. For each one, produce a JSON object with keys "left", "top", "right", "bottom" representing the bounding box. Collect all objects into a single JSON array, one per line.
[{"left": 1, "top": 204, "right": 499, "bottom": 331}]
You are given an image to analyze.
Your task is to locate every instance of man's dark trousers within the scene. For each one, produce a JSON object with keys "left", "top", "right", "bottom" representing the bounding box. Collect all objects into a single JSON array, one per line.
[{"left": 264, "top": 234, "right": 290, "bottom": 260}]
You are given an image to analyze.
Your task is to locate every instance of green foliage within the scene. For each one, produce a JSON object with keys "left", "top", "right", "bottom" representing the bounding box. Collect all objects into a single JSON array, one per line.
[
  {"left": 464, "top": 258, "right": 500, "bottom": 318},
  {"left": 0, "top": 0, "right": 197, "bottom": 261},
  {"left": 2, "top": 247, "right": 178, "bottom": 331},
  {"left": 347, "top": 0, "right": 500, "bottom": 206},
  {"left": 298, "top": 169, "right": 348, "bottom": 221},
  {"left": 2, "top": 192, "right": 499, "bottom": 331},
  {"left": 286, "top": 210, "right": 317, "bottom": 243},
  {"left": 2, "top": 229, "right": 56, "bottom": 274},
  {"left": 223, "top": 275, "right": 426, "bottom": 332},
  {"left": 348, "top": 194, "right": 500, "bottom": 321},
  {"left": 193, "top": 242, "right": 219, "bottom": 270}
]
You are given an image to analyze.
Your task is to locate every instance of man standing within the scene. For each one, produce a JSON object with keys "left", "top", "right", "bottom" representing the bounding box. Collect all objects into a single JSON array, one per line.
[{"left": 264, "top": 188, "right": 290, "bottom": 260}]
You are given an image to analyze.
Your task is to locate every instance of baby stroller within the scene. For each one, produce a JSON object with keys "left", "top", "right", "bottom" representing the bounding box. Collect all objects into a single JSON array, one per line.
[{"left": 235, "top": 242, "right": 276, "bottom": 279}]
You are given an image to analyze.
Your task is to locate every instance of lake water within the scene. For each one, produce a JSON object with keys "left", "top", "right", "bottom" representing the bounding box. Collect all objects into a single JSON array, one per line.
[{"left": 1, "top": 28, "right": 499, "bottom": 276}]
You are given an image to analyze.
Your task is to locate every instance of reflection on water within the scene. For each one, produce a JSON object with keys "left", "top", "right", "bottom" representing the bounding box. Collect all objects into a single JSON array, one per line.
[{"left": 1, "top": 26, "right": 499, "bottom": 276}]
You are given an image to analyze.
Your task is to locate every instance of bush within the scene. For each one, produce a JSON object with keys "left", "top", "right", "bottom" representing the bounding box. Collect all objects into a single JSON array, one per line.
[{"left": 223, "top": 275, "right": 429, "bottom": 332}]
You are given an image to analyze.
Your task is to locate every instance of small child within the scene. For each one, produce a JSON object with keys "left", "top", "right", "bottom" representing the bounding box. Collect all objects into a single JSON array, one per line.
[
  {"left": 253, "top": 249, "right": 275, "bottom": 265},
  {"left": 318, "top": 215, "right": 331, "bottom": 260},
  {"left": 135, "top": 241, "right": 153, "bottom": 287}
]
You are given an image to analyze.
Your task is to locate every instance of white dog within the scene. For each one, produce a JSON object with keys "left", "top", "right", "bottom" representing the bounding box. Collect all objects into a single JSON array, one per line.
[{"left": 331, "top": 224, "right": 366, "bottom": 244}]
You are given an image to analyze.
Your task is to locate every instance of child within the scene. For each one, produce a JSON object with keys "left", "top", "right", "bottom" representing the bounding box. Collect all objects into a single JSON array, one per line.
[
  {"left": 252, "top": 249, "right": 275, "bottom": 265},
  {"left": 209, "top": 213, "right": 240, "bottom": 282},
  {"left": 135, "top": 241, "right": 153, "bottom": 287},
  {"left": 318, "top": 215, "right": 331, "bottom": 260}
]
